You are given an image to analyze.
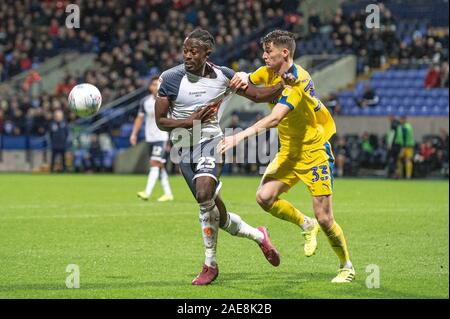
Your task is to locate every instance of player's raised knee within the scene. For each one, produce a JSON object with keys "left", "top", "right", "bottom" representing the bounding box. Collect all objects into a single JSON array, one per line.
[
  {"left": 196, "top": 189, "right": 214, "bottom": 204},
  {"left": 256, "top": 189, "right": 275, "bottom": 211},
  {"left": 316, "top": 214, "right": 334, "bottom": 231}
]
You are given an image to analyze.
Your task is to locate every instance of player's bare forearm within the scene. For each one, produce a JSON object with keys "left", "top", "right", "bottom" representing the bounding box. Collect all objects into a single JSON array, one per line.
[
  {"left": 218, "top": 104, "right": 290, "bottom": 154},
  {"left": 237, "top": 82, "right": 284, "bottom": 103},
  {"left": 156, "top": 117, "right": 194, "bottom": 131},
  {"left": 131, "top": 115, "right": 144, "bottom": 136},
  {"left": 239, "top": 113, "right": 281, "bottom": 140},
  {"left": 155, "top": 96, "right": 215, "bottom": 131}
]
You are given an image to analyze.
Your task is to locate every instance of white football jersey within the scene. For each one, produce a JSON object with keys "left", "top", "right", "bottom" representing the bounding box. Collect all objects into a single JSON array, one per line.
[
  {"left": 157, "top": 63, "right": 234, "bottom": 147},
  {"left": 138, "top": 94, "right": 169, "bottom": 143}
]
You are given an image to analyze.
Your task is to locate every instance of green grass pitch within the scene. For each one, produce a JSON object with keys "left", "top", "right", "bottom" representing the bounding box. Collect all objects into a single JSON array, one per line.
[{"left": 0, "top": 174, "right": 448, "bottom": 298}]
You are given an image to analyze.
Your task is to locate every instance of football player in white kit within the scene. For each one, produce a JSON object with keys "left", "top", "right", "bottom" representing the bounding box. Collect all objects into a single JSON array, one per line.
[
  {"left": 155, "top": 29, "right": 287, "bottom": 285},
  {"left": 130, "top": 76, "right": 174, "bottom": 202}
]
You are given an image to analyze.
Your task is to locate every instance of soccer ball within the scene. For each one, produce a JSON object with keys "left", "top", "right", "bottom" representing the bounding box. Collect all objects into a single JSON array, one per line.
[{"left": 68, "top": 83, "right": 102, "bottom": 117}]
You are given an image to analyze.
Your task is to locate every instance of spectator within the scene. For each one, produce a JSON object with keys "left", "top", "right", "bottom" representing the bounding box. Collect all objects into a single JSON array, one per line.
[
  {"left": 0, "top": 109, "right": 4, "bottom": 134},
  {"left": 325, "top": 92, "right": 342, "bottom": 115},
  {"left": 83, "top": 134, "right": 104, "bottom": 172},
  {"left": 438, "top": 128, "right": 449, "bottom": 176},
  {"left": 49, "top": 110, "right": 69, "bottom": 173},
  {"left": 425, "top": 63, "right": 441, "bottom": 89},
  {"left": 416, "top": 138, "right": 438, "bottom": 176},
  {"left": 386, "top": 115, "right": 402, "bottom": 178},
  {"left": 440, "top": 61, "right": 449, "bottom": 88},
  {"left": 360, "top": 132, "right": 374, "bottom": 167},
  {"left": 397, "top": 41, "right": 411, "bottom": 64},
  {"left": 308, "top": 9, "right": 321, "bottom": 35},
  {"left": 357, "top": 83, "right": 379, "bottom": 108},
  {"left": 334, "top": 137, "right": 349, "bottom": 177}
]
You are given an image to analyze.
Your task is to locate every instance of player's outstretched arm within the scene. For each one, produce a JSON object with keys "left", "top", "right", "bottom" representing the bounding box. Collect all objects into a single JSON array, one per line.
[
  {"left": 237, "top": 82, "right": 285, "bottom": 103},
  {"left": 155, "top": 96, "right": 215, "bottom": 132},
  {"left": 217, "top": 103, "right": 290, "bottom": 154}
]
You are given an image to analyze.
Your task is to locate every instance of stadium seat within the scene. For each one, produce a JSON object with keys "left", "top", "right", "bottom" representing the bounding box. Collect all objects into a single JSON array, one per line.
[
  {"left": 408, "top": 106, "right": 418, "bottom": 116},
  {"left": 103, "top": 150, "right": 118, "bottom": 168},
  {"left": 119, "top": 123, "right": 134, "bottom": 137},
  {"left": 112, "top": 136, "right": 130, "bottom": 149},
  {"left": 73, "top": 150, "right": 87, "bottom": 170}
]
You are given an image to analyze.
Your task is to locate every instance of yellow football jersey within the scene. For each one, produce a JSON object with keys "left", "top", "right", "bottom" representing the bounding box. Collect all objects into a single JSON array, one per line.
[{"left": 249, "top": 64, "right": 336, "bottom": 157}]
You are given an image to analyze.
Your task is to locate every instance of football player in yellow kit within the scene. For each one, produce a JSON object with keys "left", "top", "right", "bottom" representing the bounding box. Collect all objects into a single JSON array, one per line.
[{"left": 218, "top": 30, "right": 355, "bottom": 283}]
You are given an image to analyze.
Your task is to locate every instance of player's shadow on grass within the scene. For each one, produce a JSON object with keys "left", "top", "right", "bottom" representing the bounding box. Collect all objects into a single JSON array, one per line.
[
  {"left": 0, "top": 273, "right": 440, "bottom": 298},
  {"left": 216, "top": 270, "right": 331, "bottom": 298},
  {"left": 213, "top": 271, "right": 436, "bottom": 299}
]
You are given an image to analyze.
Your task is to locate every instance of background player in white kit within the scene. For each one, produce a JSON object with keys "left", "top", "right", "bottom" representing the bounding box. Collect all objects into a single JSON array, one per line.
[{"left": 130, "top": 76, "right": 174, "bottom": 202}]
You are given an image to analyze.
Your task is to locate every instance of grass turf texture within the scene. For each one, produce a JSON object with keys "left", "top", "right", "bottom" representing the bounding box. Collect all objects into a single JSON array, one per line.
[{"left": 0, "top": 174, "right": 448, "bottom": 299}]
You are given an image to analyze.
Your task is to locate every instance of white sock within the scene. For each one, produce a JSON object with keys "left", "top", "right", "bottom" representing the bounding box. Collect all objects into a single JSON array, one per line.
[
  {"left": 199, "top": 200, "right": 220, "bottom": 267},
  {"left": 343, "top": 261, "right": 353, "bottom": 269},
  {"left": 145, "top": 167, "right": 160, "bottom": 196},
  {"left": 159, "top": 168, "right": 173, "bottom": 197},
  {"left": 300, "top": 216, "right": 314, "bottom": 231},
  {"left": 222, "top": 212, "right": 264, "bottom": 244}
]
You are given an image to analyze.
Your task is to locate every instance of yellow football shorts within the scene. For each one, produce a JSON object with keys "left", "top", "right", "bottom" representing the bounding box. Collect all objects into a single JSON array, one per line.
[
  {"left": 400, "top": 147, "right": 414, "bottom": 159},
  {"left": 262, "top": 141, "right": 335, "bottom": 196}
]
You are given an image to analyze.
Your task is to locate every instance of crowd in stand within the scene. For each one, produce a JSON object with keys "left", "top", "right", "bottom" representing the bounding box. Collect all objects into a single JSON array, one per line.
[
  {"left": 0, "top": 1, "right": 448, "bottom": 178},
  {"left": 425, "top": 61, "right": 449, "bottom": 88},
  {"left": 0, "top": 0, "right": 295, "bottom": 137},
  {"left": 303, "top": 3, "right": 448, "bottom": 73}
]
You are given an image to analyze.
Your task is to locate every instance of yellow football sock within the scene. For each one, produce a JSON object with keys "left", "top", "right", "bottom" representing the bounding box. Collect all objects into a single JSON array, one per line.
[
  {"left": 323, "top": 222, "right": 351, "bottom": 267},
  {"left": 405, "top": 159, "right": 413, "bottom": 179},
  {"left": 268, "top": 199, "right": 306, "bottom": 227},
  {"left": 396, "top": 159, "right": 404, "bottom": 178}
]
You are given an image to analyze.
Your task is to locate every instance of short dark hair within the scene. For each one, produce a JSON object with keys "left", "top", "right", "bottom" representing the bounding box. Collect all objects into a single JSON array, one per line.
[
  {"left": 186, "top": 28, "right": 215, "bottom": 51},
  {"left": 261, "top": 30, "right": 296, "bottom": 57},
  {"left": 150, "top": 75, "right": 160, "bottom": 83}
]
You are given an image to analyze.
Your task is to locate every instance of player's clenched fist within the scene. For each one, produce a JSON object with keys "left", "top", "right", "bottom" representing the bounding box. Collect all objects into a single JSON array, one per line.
[
  {"left": 188, "top": 106, "right": 216, "bottom": 124},
  {"left": 229, "top": 72, "right": 249, "bottom": 91}
]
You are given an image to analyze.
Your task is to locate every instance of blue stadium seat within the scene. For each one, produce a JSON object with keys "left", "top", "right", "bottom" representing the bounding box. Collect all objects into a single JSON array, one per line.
[
  {"left": 438, "top": 88, "right": 449, "bottom": 97},
  {"left": 112, "top": 136, "right": 130, "bottom": 149},
  {"left": 431, "top": 106, "right": 442, "bottom": 116},
  {"left": 384, "top": 88, "right": 396, "bottom": 97},
  {"left": 339, "top": 90, "right": 355, "bottom": 98},
  {"left": 370, "top": 106, "right": 383, "bottom": 116},
  {"left": 1, "top": 135, "right": 27, "bottom": 150},
  {"left": 397, "top": 106, "right": 406, "bottom": 116},
  {"left": 429, "top": 89, "right": 442, "bottom": 98},
  {"left": 402, "top": 97, "right": 414, "bottom": 107},
  {"left": 418, "top": 106, "right": 431, "bottom": 116},
  {"left": 416, "top": 90, "right": 429, "bottom": 98},
  {"left": 385, "top": 105, "right": 394, "bottom": 114},
  {"left": 396, "top": 88, "right": 409, "bottom": 97},
  {"left": 437, "top": 97, "right": 447, "bottom": 107},
  {"left": 412, "top": 80, "right": 423, "bottom": 88},
  {"left": 103, "top": 150, "right": 119, "bottom": 168},
  {"left": 119, "top": 123, "right": 134, "bottom": 137},
  {"left": 408, "top": 106, "right": 418, "bottom": 116},
  {"left": 348, "top": 107, "right": 361, "bottom": 116},
  {"left": 413, "top": 97, "right": 425, "bottom": 107},
  {"left": 371, "top": 71, "right": 385, "bottom": 80},
  {"left": 73, "top": 150, "right": 87, "bottom": 169},
  {"left": 424, "top": 98, "right": 434, "bottom": 107}
]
